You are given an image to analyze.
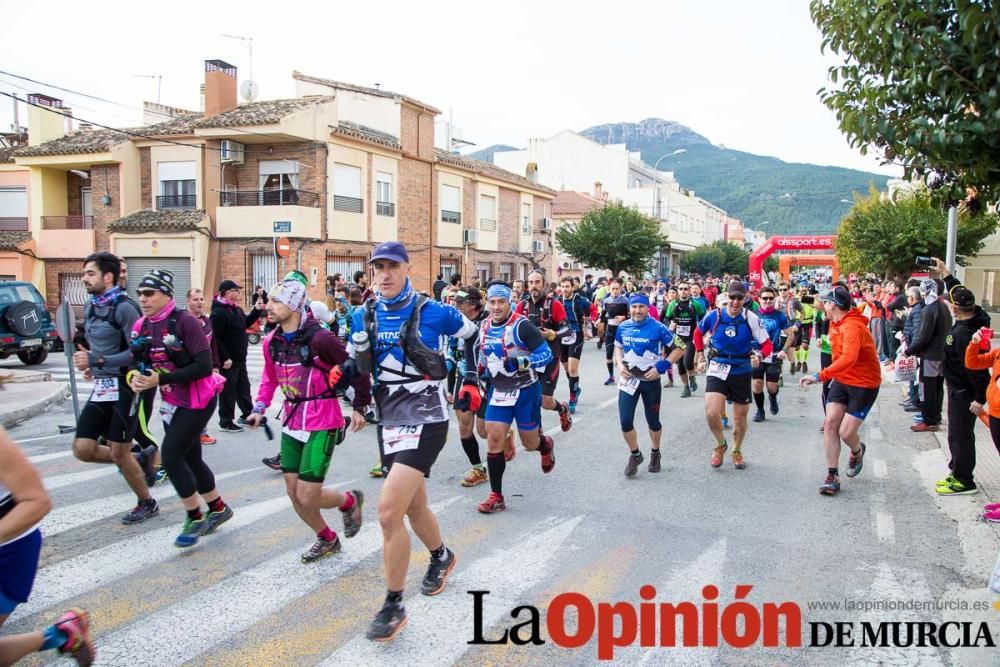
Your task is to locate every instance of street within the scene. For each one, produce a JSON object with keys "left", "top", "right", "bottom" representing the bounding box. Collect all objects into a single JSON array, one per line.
[{"left": 3, "top": 341, "right": 999, "bottom": 666}]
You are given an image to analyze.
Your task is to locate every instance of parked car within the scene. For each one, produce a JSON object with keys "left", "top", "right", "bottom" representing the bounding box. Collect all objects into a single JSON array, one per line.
[{"left": 0, "top": 281, "right": 59, "bottom": 365}]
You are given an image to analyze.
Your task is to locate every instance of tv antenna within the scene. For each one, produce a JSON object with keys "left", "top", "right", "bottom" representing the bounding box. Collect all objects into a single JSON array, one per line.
[{"left": 221, "top": 33, "right": 256, "bottom": 101}]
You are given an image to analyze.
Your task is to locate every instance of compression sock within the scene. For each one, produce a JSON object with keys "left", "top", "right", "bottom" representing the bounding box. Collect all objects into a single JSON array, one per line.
[
  {"left": 753, "top": 392, "right": 765, "bottom": 411},
  {"left": 460, "top": 436, "right": 482, "bottom": 466},
  {"left": 187, "top": 508, "right": 203, "bottom": 521},
  {"left": 318, "top": 526, "right": 336, "bottom": 542},
  {"left": 569, "top": 375, "right": 580, "bottom": 398},
  {"left": 606, "top": 362, "right": 614, "bottom": 378},
  {"left": 487, "top": 452, "right": 506, "bottom": 496},
  {"left": 207, "top": 497, "right": 226, "bottom": 513}
]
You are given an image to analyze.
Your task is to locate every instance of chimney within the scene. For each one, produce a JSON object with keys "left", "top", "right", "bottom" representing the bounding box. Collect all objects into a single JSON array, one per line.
[
  {"left": 525, "top": 162, "right": 538, "bottom": 184},
  {"left": 203, "top": 60, "right": 238, "bottom": 117},
  {"left": 26, "top": 94, "right": 67, "bottom": 146},
  {"left": 593, "top": 181, "right": 603, "bottom": 199},
  {"left": 199, "top": 84, "right": 206, "bottom": 112}
]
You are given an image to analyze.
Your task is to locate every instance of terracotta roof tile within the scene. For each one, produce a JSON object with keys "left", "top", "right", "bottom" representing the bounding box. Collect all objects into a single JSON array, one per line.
[
  {"left": 14, "top": 128, "right": 133, "bottom": 158},
  {"left": 552, "top": 191, "right": 606, "bottom": 216},
  {"left": 0, "top": 146, "right": 16, "bottom": 164},
  {"left": 330, "top": 121, "right": 400, "bottom": 149},
  {"left": 434, "top": 149, "right": 555, "bottom": 194},
  {"left": 108, "top": 209, "right": 206, "bottom": 233},
  {"left": 292, "top": 72, "right": 440, "bottom": 114},
  {"left": 142, "top": 113, "right": 205, "bottom": 136},
  {"left": 192, "top": 97, "right": 335, "bottom": 129},
  {"left": 0, "top": 231, "right": 32, "bottom": 250}
]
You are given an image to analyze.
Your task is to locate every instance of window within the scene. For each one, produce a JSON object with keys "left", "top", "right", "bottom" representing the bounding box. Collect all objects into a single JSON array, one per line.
[
  {"left": 326, "top": 253, "right": 367, "bottom": 285},
  {"left": 376, "top": 172, "right": 394, "bottom": 216},
  {"left": 441, "top": 184, "right": 461, "bottom": 223},
  {"left": 0, "top": 187, "right": 28, "bottom": 230},
  {"left": 521, "top": 203, "right": 532, "bottom": 234},
  {"left": 334, "top": 163, "right": 363, "bottom": 213},
  {"left": 259, "top": 160, "right": 301, "bottom": 205},
  {"left": 158, "top": 161, "right": 196, "bottom": 208},
  {"left": 440, "top": 261, "right": 458, "bottom": 281},
  {"left": 476, "top": 262, "right": 491, "bottom": 285},
  {"left": 479, "top": 194, "right": 496, "bottom": 231},
  {"left": 499, "top": 262, "right": 513, "bottom": 282}
]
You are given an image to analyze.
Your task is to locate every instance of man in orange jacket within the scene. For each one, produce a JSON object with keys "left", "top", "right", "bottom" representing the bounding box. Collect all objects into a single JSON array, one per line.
[{"left": 800, "top": 285, "right": 882, "bottom": 496}]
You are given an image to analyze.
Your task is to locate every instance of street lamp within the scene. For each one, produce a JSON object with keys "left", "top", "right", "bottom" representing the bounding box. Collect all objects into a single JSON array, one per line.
[
  {"left": 752, "top": 221, "right": 770, "bottom": 232},
  {"left": 651, "top": 149, "right": 687, "bottom": 219}
]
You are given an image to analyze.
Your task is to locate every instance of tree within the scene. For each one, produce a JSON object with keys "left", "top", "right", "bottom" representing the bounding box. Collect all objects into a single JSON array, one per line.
[
  {"left": 680, "top": 245, "right": 726, "bottom": 275},
  {"left": 554, "top": 202, "right": 668, "bottom": 277},
  {"left": 811, "top": 0, "right": 1000, "bottom": 212},
  {"left": 836, "top": 186, "right": 998, "bottom": 278}
]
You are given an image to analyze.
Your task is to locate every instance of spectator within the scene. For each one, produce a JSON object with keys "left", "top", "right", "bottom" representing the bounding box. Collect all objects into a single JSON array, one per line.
[
  {"left": 251, "top": 284, "right": 268, "bottom": 309},
  {"left": 899, "top": 286, "right": 924, "bottom": 411},
  {"left": 433, "top": 273, "right": 448, "bottom": 301},
  {"left": 906, "top": 279, "right": 952, "bottom": 432},
  {"left": 883, "top": 280, "right": 908, "bottom": 360},
  {"left": 210, "top": 279, "right": 262, "bottom": 432},
  {"left": 353, "top": 270, "right": 371, "bottom": 301}
]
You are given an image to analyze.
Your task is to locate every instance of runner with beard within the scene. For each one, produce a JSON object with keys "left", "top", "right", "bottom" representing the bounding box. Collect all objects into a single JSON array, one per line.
[
  {"left": 516, "top": 271, "right": 572, "bottom": 433},
  {"left": 601, "top": 279, "right": 630, "bottom": 385},
  {"left": 556, "top": 277, "right": 591, "bottom": 414},
  {"left": 661, "top": 280, "right": 706, "bottom": 398},
  {"left": 751, "top": 286, "right": 797, "bottom": 422}
]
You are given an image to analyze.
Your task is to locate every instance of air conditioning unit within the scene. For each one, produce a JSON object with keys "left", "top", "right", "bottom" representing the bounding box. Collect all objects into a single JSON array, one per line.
[
  {"left": 463, "top": 229, "right": 479, "bottom": 246},
  {"left": 531, "top": 240, "right": 545, "bottom": 253},
  {"left": 541, "top": 217, "right": 553, "bottom": 231},
  {"left": 561, "top": 261, "right": 571, "bottom": 269},
  {"left": 220, "top": 140, "right": 245, "bottom": 164}
]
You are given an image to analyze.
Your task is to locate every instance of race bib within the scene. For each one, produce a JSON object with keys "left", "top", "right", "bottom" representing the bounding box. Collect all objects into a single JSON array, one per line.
[
  {"left": 383, "top": 424, "right": 423, "bottom": 454},
  {"left": 618, "top": 376, "right": 640, "bottom": 395},
  {"left": 561, "top": 333, "right": 577, "bottom": 346},
  {"left": 491, "top": 388, "right": 520, "bottom": 406},
  {"left": 676, "top": 325, "right": 691, "bottom": 337},
  {"left": 708, "top": 360, "right": 731, "bottom": 380},
  {"left": 159, "top": 402, "right": 178, "bottom": 426},
  {"left": 283, "top": 427, "right": 310, "bottom": 442},
  {"left": 91, "top": 378, "right": 120, "bottom": 403}
]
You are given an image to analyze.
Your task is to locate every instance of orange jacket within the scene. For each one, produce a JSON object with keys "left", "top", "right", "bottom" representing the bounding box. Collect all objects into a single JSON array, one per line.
[
  {"left": 964, "top": 342, "right": 1000, "bottom": 418},
  {"left": 818, "top": 309, "right": 882, "bottom": 388}
]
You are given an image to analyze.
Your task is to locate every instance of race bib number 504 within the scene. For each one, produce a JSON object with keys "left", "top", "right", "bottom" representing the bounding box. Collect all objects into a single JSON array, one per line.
[{"left": 383, "top": 424, "right": 423, "bottom": 454}]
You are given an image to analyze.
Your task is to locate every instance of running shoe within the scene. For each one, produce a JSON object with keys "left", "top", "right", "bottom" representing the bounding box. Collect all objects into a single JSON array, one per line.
[
  {"left": 625, "top": 451, "right": 643, "bottom": 477},
  {"left": 219, "top": 422, "right": 244, "bottom": 433},
  {"left": 478, "top": 492, "right": 506, "bottom": 514},
  {"left": 366, "top": 603, "right": 407, "bottom": 641},
  {"left": 753, "top": 409, "right": 765, "bottom": 423},
  {"left": 204, "top": 504, "right": 234, "bottom": 534},
  {"left": 237, "top": 415, "right": 252, "bottom": 425},
  {"left": 341, "top": 490, "right": 364, "bottom": 538},
  {"left": 647, "top": 449, "right": 662, "bottom": 473},
  {"left": 790, "top": 363, "right": 797, "bottom": 376},
  {"left": 769, "top": 395, "right": 779, "bottom": 415},
  {"left": 369, "top": 464, "right": 388, "bottom": 478},
  {"left": 568, "top": 394, "right": 577, "bottom": 414},
  {"left": 664, "top": 378, "right": 674, "bottom": 388},
  {"left": 504, "top": 430, "right": 516, "bottom": 462},
  {"left": 461, "top": 465, "right": 488, "bottom": 487},
  {"left": 53, "top": 608, "right": 95, "bottom": 667},
  {"left": 802, "top": 361, "right": 809, "bottom": 374},
  {"left": 721, "top": 416, "right": 730, "bottom": 430},
  {"left": 680, "top": 386, "right": 692, "bottom": 398},
  {"left": 936, "top": 475, "right": 957, "bottom": 488},
  {"left": 153, "top": 466, "right": 169, "bottom": 485},
  {"left": 903, "top": 404, "right": 922, "bottom": 413},
  {"left": 540, "top": 435, "right": 556, "bottom": 474},
  {"left": 302, "top": 535, "right": 342, "bottom": 563},
  {"left": 604, "top": 377, "right": 615, "bottom": 386},
  {"left": 819, "top": 474, "right": 841, "bottom": 496},
  {"left": 936, "top": 480, "right": 978, "bottom": 496},
  {"left": 911, "top": 422, "right": 940, "bottom": 432},
  {"left": 262, "top": 454, "right": 282, "bottom": 471},
  {"left": 175, "top": 516, "right": 210, "bottom": 548},
  {"left": 845, "top": 442, "right": 866, "bottom": 478},
  {"left": 121, "top": 499, "right": 159, "bottom": 525},
  {"left": 690, "top": 378, "right": 698, "bottom": 392},
  {"left": 732, "top": 450, "right": 746, "bottom": 470},
  {"left": 983, "top": 509, "right": 1000, "bottom": 524},
  {"left": 982, "top": 501, "right": 1000, "bottom": 513},
  {"left": 200, "top": 433, "right": 217, "bottom": 445},
  {"left": 421, "top": 548, "right": 457, "bottom": 595},
  {"left": 559, "top": 403, "right": 573, "bottom": 431},
  {"left": 711, "top": 443, "right": 727, "bottom": 468}
]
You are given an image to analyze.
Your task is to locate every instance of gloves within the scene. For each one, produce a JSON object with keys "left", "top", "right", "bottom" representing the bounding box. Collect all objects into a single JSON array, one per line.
[
  {"left": 455, "top": 377, "right": 482, "bottom": 412},
  {"left": 655, "top": 359, "right": 671, "bottom": 374},
  {"left": 328, "top": 359, "right": 357, "bottom": 393},
  {"left": 503, "top": 356, "right": 530, "bottom": 373}
]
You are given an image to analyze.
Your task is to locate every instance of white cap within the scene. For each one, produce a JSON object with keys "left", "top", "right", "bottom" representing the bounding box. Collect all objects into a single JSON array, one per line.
[{"left": 309, "top": 300, "right": 334, "bottom": 324}]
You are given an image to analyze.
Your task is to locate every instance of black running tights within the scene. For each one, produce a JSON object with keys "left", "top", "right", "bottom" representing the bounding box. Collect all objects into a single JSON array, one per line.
[{"left": 162, "top": 397, "right": 217, "bottom": 500}]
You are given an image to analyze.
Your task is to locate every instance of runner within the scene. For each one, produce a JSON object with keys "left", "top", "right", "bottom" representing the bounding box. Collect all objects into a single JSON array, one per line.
[
  {"left": 615, "top": 293, "right": 685, "bottom": 477},
  {"left": 601, "top": 279, "right": 630, "bottom": 385},
  {"left": 799, "top": 286, "right": 881, "bottom": 495},
  {"left": 245, "top": 278, "right": 369, "bottom": 562},
  {"left": 127, "top": 269, "right": 232, "bottom": 547},
  {"left": 693, "top": 281, "right": 772, "bottom": 469},
  {"left": 477, "top": 282, "right": 557, "bottom": 513},
  {"left": 71, "top": 252, "right": 159, "bottom": 524},
  {"left": 775, "top": 282, "right": 803, "bottom": 376},
  {"left": 187, "top": 288, "right": 220, "bottom": 447},
  {"left": 751, "top": 286, "right": 797, "bottom": 423},
  {"left": 795, "top": 287, "right": 817, "bottom": 373},
  {"left": 0, "top": 427, "right": 95, "bottom": 666},
  {"left": 516, "top": 271, "right": 573, "bottom": 433},
  {"left": 348, "top": 242, "right": 479, "bottom": 642},
  {"left": 814, "top": 296, "right": 834, "bottom": 432},
  {"left": 661, "top": 280, "right": 706, "bottom": 398},
  {"left": 556, "top": 277, "right": 591, "bottom": 414}
]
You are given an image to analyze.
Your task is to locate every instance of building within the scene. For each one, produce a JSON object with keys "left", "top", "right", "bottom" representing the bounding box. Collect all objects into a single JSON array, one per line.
[{"left": 549, "top": 188, "right": 607, "bottom": 280}]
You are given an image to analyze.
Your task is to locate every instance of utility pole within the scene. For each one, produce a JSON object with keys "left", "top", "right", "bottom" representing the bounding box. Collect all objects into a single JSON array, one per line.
[{"left": 945, "top": 205, "right": 958, "bottom": 273}]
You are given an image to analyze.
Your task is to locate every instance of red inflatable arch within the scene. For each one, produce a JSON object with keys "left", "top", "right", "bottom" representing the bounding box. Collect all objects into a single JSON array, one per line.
[{"left": 748, "top": 235, "right": 836, "bottom": 286}]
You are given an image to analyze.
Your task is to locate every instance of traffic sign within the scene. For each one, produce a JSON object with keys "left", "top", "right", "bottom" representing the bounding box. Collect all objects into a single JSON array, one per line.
[
  {"left": 273, "top": 220, "right": 291, "bottom": 234},
  {"left": 275, "top": 236, "right": 291, "bottom": 258},
  {"left": 55, "top": 299, "right": 76, "bottom": 343}
]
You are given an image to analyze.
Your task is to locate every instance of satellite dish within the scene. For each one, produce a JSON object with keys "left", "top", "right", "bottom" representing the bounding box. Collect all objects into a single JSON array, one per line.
[{"left": 240, "top": 80, "right": 259, "bottom": 102}]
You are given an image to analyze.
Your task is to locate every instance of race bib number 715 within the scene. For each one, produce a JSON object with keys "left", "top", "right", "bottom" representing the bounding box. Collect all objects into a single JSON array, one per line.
[{"left": 383, "top": 424, "right": 423, "bottom": 454}]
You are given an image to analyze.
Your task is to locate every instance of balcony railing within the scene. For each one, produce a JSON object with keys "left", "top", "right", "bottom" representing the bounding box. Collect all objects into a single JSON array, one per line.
[
  {"left": 156, "top": 194, "right": 197, "bottom": 209},
  {"left": 333, "top": 195, "right": 363, "bottom": 213},
  {"left": 479, "top": 217, "right": 497, "bottom": 231},
  {"left": 220, "top": 189, "right": 321, "bottom": 208},
  {"left": 441, "top": 210, "right": 461, "bottom": 224},
  {"left": 42, "top": 215, "right": 93, "bottom": 230},
  {"left": 376, "top": 201, "right": 395, "bottom": 217},
  {"left": 0, "top": 217, "right": 29, "bottom": 231}
]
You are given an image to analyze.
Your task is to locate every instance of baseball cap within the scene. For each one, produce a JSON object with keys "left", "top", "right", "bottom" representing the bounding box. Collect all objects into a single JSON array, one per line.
[
  {"left": 453, "top": 286, "right": 482, "bottom": 305},
  {"left": 820, "top": 286, "right": 852, "bottom": 310},
  {"left": 949, "top": 285, "right": 976, "bottom": 308},
  {"left": 369, "top": 241, "right": 409, "bottom": 264},
  {"left": 219, "top": 279, "right": 243, "bottom": 294}
]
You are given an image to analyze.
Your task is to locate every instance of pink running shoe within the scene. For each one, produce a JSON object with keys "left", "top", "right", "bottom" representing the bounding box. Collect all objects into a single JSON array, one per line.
[
  {"left": 983, "top": 508, "right": 1000, "bottom": 523},
  {"left": 54, "top": 608, "right": 95, "bottom": 666},
  {"left": 983, "top": 502, "right": 1000, "bottom": 514}
]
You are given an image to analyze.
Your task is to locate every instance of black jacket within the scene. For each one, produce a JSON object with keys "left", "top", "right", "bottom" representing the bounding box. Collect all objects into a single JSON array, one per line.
[
  {"left": 907, "top": 298, "right": 952, "bottom": 361},
  {"left": 943, "top": 306, "right": 991, "bottom": 402},
  {"left": 210, "top": 298, "right": 260, "bottom": 364}
]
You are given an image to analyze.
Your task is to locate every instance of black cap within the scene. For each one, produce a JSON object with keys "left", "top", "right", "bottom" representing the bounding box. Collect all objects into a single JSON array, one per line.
[
  {"left": 453, "top": 286, "right": 482, "bottom": 305},
  {"left": 949, "top": 285, "right": 976, "bottom": 308},
  {"left": 218, "top": 279, "right": 243, "bottom": 294},
  {"left": 820, "top": 286, "right": 852, "bottom": 310},
  {"left": 138, "top": 268, "right": 175, "bottom": 298},
  {"left": 726, "top": 280, "right": 746, "bottom": 296}
]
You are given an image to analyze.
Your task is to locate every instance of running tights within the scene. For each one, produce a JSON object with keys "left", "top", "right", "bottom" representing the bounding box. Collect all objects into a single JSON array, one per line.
[
  {"left": 161, "top": 397, "right": 218, "bottom": 499},
  {"left": 618, "top": 379, "right": 662, "bottom": 432}
]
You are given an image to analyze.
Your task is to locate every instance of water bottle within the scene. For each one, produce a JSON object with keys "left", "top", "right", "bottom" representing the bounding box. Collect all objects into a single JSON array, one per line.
[{"left": 352, "top": 330, "right": 373, "bottom": 376}]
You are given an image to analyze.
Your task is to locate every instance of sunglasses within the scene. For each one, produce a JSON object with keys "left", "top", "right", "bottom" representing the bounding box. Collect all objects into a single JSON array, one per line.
[
  {"left": 760, "top": 296, "right": 775, "bottom": 301},
  {"left": 727, "top": 294, "right": 745, "bottom": 301},
  {"left": 136, "top": 289, "right": 158, "bottom": 297},
  {"left": 778, "top": 288, "right": 788, "bottom": 292}
]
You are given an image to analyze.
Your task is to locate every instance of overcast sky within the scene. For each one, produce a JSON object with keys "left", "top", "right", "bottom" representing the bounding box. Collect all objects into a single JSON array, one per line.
[{"left": 0, "top": 0, "right": 899, "bottom": 176}]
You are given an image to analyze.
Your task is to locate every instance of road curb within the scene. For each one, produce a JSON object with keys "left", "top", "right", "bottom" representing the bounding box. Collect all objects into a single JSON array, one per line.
[{"left": 0, "top": 381, "right": 69, "bottom": 428}]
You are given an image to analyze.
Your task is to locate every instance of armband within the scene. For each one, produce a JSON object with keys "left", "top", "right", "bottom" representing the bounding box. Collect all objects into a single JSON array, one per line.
[{"left": 673, "top": 337, "right": 687, "bottom": 351}]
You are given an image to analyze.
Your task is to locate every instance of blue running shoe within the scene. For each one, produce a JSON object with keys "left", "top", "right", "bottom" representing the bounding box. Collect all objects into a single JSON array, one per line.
[{"left": 175, "top": 516, "right": 210, "bottom": 548}]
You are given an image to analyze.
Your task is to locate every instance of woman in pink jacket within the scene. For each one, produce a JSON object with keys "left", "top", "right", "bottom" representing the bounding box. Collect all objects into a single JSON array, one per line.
[{"left": 245, "top": 279, "right": 372, "bottom": 563}]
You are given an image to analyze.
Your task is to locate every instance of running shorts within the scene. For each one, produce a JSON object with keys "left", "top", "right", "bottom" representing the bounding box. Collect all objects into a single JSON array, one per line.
[
  {"left": 705, "top": 373, "right": 752, "bottom": 404},
  {"left": 280, "top": 427, "right": 345, "bottom": 483},
  {"left": 378, "top": 420, "right": 449, "bottom": 477},
  {"left": 0, "top": 528, "right": 42, "bottom": 612},
  {"left": 76, "top": 376, "right": 137, "bottom": 443},
  {"left": 799, "top": 324, "right": 813, "bottom": 343},
  {"left": 484, "top": 381, "right": 543, "bottom": 431},
  {"left": 539, "top": 358, "right": 560, "bottom": 397},
  {"left": 559, "top": 334, "right": 585, "bottom": 362},
  {"left": 827, "top": 380, "right": 879, "bottom": 420},
  {"left": 751, "top": 360, "right": 782, "bottom": 382}
]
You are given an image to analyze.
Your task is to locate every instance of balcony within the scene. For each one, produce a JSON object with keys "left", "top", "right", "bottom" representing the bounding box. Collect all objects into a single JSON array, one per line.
[
  {"left": 42, "top": 215, "right": 94, "bottom": 230},
  {"left": 157, "top": 194, "right": 197, "bottom": 209},
  {"left": 0, "top": 218, "right": 29, "bottom": 231},
  {"left": 221, "top": 189, "right": 320, "bottom": 208},
  {"left": 376, "top": 201, "right": 395, "bottom": 217},
  {"left": 479, "top": 217, "right": 497, "bottom": 231}
]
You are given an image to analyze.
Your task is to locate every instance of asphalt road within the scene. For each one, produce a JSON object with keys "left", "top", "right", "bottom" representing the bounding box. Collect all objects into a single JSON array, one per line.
[{"left": 4, "top": 341, "right": 999, "bottom": 666}]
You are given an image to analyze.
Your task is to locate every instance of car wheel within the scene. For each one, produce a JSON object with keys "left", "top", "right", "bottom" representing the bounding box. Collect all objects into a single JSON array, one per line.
[
  {"left": 247, "top": 333, "right": 261, "bottom": 345},
  {"left": 17, "top": 348, "right": 48, "bottom": 365}
]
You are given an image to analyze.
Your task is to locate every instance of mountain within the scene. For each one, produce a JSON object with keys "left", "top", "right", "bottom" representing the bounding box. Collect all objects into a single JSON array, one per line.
[
  {"left": 576, "top": 118, "right": 890, "bottom": 235},
  {"left": 467, "top": 144, "right": 519, "bottom": 163}
]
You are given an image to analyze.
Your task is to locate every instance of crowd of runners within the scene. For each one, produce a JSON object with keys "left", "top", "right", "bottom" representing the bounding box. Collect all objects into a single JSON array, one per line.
[{"left": 2, "top": 242, "right": 995, "bottom": 662}]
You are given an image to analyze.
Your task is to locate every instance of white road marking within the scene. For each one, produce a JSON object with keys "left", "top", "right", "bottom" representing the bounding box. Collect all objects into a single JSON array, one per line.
[
  {"left": 543, "top": 395, "right": 618, "bottom": 436},
  {"left": 322, "top": 515, "right": 584, "bottom": 664},
  {"left": 43, "top": 466, "right": 117, "bottom": 491},
  {"left": 96, "top": 496, "right": 463, "bottom": 667},
  {"left": 26, "top": 449, "right": 74, "bottom": 463},
  {"left": 867, "top": 425, "right": 883, "bottom": 441},
  {"left": 872, "top": 458, "right": 888, "bottom": 478},
  {"left": 875, "top": 511, "right": 895, "bottom": 544}
]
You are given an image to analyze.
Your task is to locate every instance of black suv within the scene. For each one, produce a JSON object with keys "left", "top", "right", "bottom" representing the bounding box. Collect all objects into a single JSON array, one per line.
[{"left": 0, "top": 281, "right": 58, "bottom": 365}]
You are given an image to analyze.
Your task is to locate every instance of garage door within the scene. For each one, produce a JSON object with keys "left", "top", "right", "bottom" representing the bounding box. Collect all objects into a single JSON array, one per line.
[{"left": 125, "top": 257, "right": 192, "bottom": 309}]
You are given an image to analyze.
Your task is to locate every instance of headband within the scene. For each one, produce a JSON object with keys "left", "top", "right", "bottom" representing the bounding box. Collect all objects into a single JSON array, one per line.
[{"left": 487, "top": 284, "right": 513, "bottom": 302}]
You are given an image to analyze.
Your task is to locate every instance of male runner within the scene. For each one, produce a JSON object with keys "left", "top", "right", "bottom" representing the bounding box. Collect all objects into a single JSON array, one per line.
[
  {"left": 795, "top": 287, "right": 817, "bottom": 373},
  {"left": 615, "top": 294, "right": 685, "bottom": 477},
  {"left": 751, "top": 286, "right": 797, "bottom": 422},
  {"left": 693, "top": 281, "right": 772, "bottom": 469},
  {"left": 601, "top": 278, "right": 630, "bottom": 385},
  {"left": 661, "top": 280, "right": 705, "bottom": 397},
  {"left": 556, "top": 277, "right": 591, "bottom": 413},
  {"left": 71, "top": 253, "right": 158, "bottom": 524},
  {"left": 775, "top": 282, "right": 803, "bottom": 375},
  {"left": 477, "top": 283, "right": 557, "bottom": 513},
  {"left": 349, "top": 242, "right": 479, "bottom": 642},
  {"left": 246, "top": 278, "right": 368, "bottom": 561},
  {"left": 516, "top": 271, "right": 572, "bottom": 432}
]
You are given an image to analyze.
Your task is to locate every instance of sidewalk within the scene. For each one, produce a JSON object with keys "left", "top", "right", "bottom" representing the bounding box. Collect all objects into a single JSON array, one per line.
[{"left": 0, "top": 368, "right": 67, "bottom": 427}]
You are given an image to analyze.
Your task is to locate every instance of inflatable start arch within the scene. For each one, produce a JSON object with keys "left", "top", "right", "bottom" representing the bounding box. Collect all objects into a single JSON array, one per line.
[{"left": 748, "top": 235, "right": 836, "bottom": 286}]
